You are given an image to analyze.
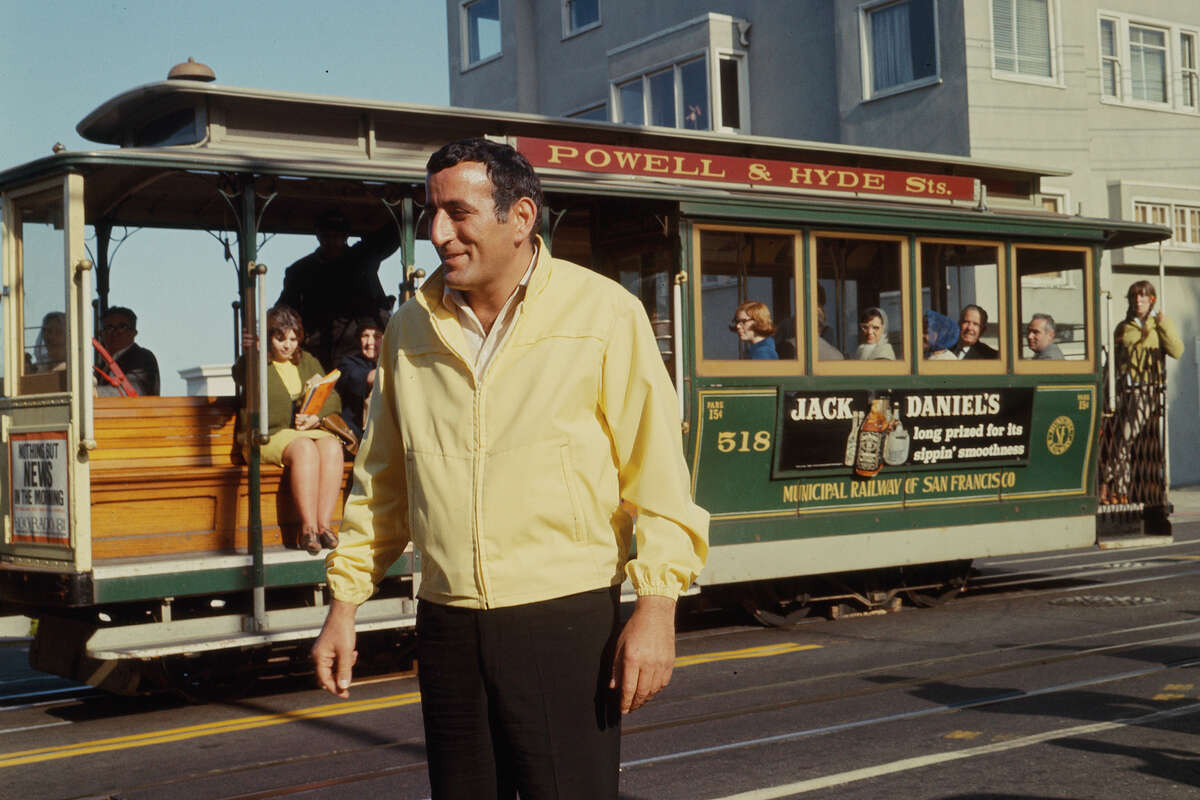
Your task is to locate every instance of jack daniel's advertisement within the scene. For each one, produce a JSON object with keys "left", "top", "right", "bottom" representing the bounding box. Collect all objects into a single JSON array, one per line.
[{"left": 778, "top": 388, "right": 1035, "bottom": 473}]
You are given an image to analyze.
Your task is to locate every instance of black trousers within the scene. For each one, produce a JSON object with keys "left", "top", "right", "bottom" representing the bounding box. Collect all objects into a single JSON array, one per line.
[{"left": 416, "top": 586, "right": 622, "bottom": 800}]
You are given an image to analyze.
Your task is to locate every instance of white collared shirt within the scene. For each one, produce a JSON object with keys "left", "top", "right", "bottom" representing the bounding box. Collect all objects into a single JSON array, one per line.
[{"left": 442, "top": 246, "right": 538, "bottom": 377}]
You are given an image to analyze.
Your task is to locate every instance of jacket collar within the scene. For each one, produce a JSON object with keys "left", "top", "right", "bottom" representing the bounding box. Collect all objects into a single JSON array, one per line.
[{"left": 416, "top": 235, "right": 552, "bottom": 318}]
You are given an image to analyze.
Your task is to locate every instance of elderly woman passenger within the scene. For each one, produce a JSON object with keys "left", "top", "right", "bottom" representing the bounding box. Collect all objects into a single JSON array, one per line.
[{"left": 853, "top": 307, "right": 895, "bottom": 360}]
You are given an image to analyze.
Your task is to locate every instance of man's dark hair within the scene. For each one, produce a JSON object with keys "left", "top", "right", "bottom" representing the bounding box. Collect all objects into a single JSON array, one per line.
[
  {"left": 426, "top": 138, "right": 543, "bottom": 241},
  {"left": 103, "top": 306, "right": 138, "bottom": 331}
]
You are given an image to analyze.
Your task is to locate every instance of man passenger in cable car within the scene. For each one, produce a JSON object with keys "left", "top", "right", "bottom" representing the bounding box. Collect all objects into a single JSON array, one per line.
[
  {"left": 95, "top": 306, "right": 160, "bottom": 396},
  {"left": 952, "top": 304, "right": 998, "bottom": 359},
  {"left": 1025, "top": 313, "right": 1064, "bottom": 360},
  {"left": 276, "top": 209, "right": 400, "bottom": 371},
  {"left": 312, "top": 138, "right": 709, "bottom": 799}
]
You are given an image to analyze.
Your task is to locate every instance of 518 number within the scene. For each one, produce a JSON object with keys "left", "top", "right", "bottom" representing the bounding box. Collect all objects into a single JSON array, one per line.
[{"left": 716, "top": 430, "right": 771, "bottom": 453}]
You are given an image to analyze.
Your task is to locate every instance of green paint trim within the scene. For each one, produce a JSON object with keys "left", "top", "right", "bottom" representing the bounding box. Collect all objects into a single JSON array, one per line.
[{"left": 93, "top": 556, "right": 413, "bottom": 604}]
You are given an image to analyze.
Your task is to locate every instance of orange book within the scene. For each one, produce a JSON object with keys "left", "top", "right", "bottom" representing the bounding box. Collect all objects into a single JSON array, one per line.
[{"left": 299, "top": 369, "right": 340, "bottom": 416}]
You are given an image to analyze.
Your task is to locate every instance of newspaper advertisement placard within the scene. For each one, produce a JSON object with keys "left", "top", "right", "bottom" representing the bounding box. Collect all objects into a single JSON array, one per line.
[{"left": 10, "top": 431, "right": 70, "bottom": 545}]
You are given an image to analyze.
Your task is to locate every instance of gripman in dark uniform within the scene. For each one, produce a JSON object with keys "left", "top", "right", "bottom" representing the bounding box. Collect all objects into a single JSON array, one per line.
[{"left": 275, "top": 209, "right": 400, "bottom": 371}]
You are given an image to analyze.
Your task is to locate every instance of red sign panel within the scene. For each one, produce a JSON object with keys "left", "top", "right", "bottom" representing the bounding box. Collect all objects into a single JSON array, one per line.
[{"left": 516, "top": 136, "right": 977, "bottom": 202}]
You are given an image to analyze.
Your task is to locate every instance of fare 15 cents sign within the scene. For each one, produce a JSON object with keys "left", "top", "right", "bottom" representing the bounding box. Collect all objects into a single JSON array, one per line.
[{"left": 515, "top": 137, "right": 978, "bottom": 202}]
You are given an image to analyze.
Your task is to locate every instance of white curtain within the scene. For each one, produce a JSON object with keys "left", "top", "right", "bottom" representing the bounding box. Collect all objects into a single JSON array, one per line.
[{"left": 872, "top": 3, "right": 913, "bottom": 91}]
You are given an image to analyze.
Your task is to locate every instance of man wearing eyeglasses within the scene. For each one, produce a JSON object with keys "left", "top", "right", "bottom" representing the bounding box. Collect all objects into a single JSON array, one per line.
[{"left": 96, "top": 306, "right": 160, "bottom": 396}]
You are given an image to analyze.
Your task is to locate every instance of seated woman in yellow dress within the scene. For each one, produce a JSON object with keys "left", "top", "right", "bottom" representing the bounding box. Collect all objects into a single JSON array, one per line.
[{"left": 249, "top": 306, "right": 345, "bottom": 554}]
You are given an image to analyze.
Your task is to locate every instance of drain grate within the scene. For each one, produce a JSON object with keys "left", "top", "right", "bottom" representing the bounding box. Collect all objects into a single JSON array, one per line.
[{"left": 1050, "top": 595, "right": 1166, "bottom": 607}]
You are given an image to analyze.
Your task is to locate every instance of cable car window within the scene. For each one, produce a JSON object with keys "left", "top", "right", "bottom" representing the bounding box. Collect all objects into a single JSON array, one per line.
[
  {"left": 1015, "top": 245, "right": 1091, "bottom": 371},
  {"left": 812, "top": 232, "right": 908, "bottom": 374},
  {"left": 12, "top": 188, "right": 68, "bottom": 394},
  {"left": 918, "top": 240, "right": 1004, "bottom": 368},
  {"left": 696, "top": 227, "right": 797, "bottom": 368}
]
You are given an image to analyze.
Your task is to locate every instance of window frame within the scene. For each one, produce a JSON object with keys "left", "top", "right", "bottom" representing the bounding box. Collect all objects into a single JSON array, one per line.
[
  {"left": 1100, "top": 16, "right": 1121, "bottom": 99},
  {"left": 810, "top": 230, "right": 911, "bottom": 377},
  {"left": 859, "top": 0, "right": 942, "bottom": 101},
  {"left": 713, "top": 50, "right": 749, "bottom": 134},
  {"left": 1134, "top": 198, "right": 1200, "bottom": 249},
  {"left": 692, "top": 223, "right": 804, "bottom": 378},
  {"left": 460, "top": 0, "right": 503, "bottom": 72},
  {"left": 1010, "top": 244, "right": 1094, "bottom": 375},
  {"left": 611, "top": 52, "right": 713, "bottom": 131},
  {"left": 915, "top": 237, "right": 1009, "bottom": 376},
  {"left": 562, "top": 0, "right": 601, "bottom": 40},
  {"left": 990, "top": 0, "right": 1062, "bottom": 87},
  {"left": 1181, "top": 31, "right": 1198, "bottom": 109},
  {"left": 1097, "top": 11, "right": 1200, "bottom": 114},
  {"left": 1129, "top": 22, "right": 1169, "bottom": 104},
  {"left": 565, "top": 101, "right": 608, "bottom": 121}
]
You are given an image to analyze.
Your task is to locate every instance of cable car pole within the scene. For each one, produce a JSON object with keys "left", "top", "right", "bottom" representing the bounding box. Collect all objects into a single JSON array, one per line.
[{"left": 238, "top": 178, "right": 268, "bottom": 632}]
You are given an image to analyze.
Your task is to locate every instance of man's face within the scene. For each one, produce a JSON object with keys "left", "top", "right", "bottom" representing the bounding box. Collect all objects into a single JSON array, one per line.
[
  {"left": 959, "top": 308, "right": 984, "bottom": 347},
  {"left": 316, "top": 228, "right": 348, "bottom": 260},
  {"left": 101, "top": 313, "right": 136, "bottom": 353},
  {"left": 426, "top": 161, "right": 526, "bottom": 294},
  {"left": 1026, "top": 318, "right": 1054, "bottom": 353}
]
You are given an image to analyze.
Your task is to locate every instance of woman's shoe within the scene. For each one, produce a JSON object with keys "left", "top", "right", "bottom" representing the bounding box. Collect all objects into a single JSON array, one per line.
[
  {"left": 299, "top": 528, "right": 322, "bottom": 555},
  {"left": 318, "top": 527, "right": 339, "bottom": 550}
]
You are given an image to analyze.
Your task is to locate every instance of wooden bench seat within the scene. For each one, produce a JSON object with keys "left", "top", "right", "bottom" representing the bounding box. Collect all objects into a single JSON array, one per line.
[{"left": 90, "top": 396, "right": 351, "bottom": 560}]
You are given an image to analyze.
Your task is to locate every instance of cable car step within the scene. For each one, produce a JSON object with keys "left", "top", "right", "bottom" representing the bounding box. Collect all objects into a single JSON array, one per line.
[{"left": 86, "top": 597, "right": 415, "bottom": 660}]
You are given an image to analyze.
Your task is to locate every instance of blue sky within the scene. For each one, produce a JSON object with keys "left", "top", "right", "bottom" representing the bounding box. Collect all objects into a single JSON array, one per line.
[{"left": 1, "top": 1, "right": 450, "bottom": 392}]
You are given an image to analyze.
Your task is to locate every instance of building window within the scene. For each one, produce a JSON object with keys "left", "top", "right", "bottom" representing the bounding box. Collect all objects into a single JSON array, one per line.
[
  {"left": 1182, "top": 32, "right": 1198, "bottom": 109},
  {"left": 563, "top": 0, "right": 599, "bottom": 38},
  {"left": 1130, "top": 24, "right": 1168, "bottom": 102},
  {"left": 1175, "top": 206, "right": 1200, "bottom": 244},
  {"left": 1098, "top": 14, "right": 1199, "bottom": 112},
  {"left": 567, "top": 103, "right": 607, "bottom": 121},
  {"left": 614, "top": 57, "right": 710, "bottom": 130},
  {"left": 861, "top": 0, "right": 939, "bottom": 98},
  {"left": 1134, "top": 201, "right": 1169, "bottom": 227},
  {"left": 1136, "top": 200, "right": 1200, "bottom": 247},
  {"left": 718, "top": 56, "right": 742, "bottom": 130},
  {"left": 462, "top": 0, "right": 501, "bottom": 68},
  {"left": 1100, "top": 17, "right": 1120, "bottom": 98},
  {"left": 992, "top": 0, "right": 1053, "bottom": 79}
]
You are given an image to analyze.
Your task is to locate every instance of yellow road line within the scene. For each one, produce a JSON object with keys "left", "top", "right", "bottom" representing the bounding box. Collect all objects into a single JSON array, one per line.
[
  {"left": 674, "top": 642, "right": 821, "bottom": 668},
  {"left": 0, "top": 691, "right": 421, "bottom": 768},
  {"left": 0, "top": 640, "right": 822, "bottom": 768}
]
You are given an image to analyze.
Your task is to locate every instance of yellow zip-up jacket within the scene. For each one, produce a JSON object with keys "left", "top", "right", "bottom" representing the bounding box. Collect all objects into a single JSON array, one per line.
[{"left": 327, "top": 242, "right": 709, "bottom": 609}]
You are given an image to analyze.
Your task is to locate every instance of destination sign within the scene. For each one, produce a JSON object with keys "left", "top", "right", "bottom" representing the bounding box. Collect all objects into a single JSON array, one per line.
[{"left": 516, "top": 136, "right": 978, "bottom": 202}]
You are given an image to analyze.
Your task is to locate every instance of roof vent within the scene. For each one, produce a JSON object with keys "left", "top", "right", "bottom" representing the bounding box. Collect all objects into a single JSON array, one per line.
[{"left": 167, "top": 57, "right": 216, "bottom": 82}]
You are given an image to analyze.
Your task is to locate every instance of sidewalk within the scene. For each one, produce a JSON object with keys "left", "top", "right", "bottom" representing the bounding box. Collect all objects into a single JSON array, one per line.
[
  {"left": 1170, "top": 484, "right": 1200, "bottom": 523},
  {"left": 0, "top": 616, "right": 31, "bottom": 639}
]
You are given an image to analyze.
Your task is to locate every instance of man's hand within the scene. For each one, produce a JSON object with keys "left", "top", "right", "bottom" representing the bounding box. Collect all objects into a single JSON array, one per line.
[
  {"left": 610, "top": 594, "right": 676, "bottom": 714},
  {"left": 312, "top": 599, "right": 359, "bottom": 698}
]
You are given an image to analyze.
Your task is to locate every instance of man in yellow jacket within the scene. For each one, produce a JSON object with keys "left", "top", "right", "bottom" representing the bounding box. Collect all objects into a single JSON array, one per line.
[{"left": 312, "top": 138, "right": 709, "bottom": 798}]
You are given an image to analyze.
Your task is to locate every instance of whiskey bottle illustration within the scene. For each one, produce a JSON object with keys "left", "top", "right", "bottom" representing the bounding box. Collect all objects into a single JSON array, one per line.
[
  {"left": 854, "top": 397, "right": 889, "bottom": 477},
  {"left": 883, "top": 400, "right": 910, "bottom": 466}
]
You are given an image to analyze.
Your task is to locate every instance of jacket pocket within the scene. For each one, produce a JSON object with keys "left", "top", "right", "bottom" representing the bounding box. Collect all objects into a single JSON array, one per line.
[{"left": 558, "top": 443, "right": 585, "bottom": 544}]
